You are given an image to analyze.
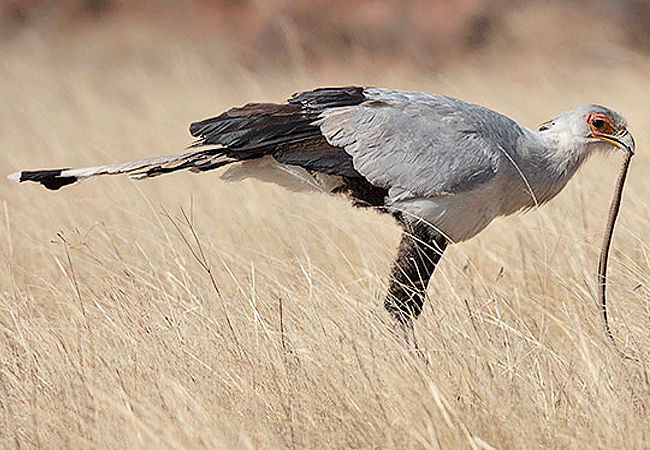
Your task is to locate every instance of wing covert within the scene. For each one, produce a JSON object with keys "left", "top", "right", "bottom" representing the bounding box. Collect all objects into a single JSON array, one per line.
[{"left": 317, "top": 88, "right": 526, "bottom": 200}]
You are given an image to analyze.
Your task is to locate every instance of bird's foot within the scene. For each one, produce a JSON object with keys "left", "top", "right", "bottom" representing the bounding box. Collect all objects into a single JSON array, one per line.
[{"left": 392, "top": 317, "right": 428, "bottom": 363}]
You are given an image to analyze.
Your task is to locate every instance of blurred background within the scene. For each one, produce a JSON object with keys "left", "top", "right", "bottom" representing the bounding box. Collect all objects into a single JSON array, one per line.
[{"left": 2, "top": 0, "right": 650, "bottom": 68}]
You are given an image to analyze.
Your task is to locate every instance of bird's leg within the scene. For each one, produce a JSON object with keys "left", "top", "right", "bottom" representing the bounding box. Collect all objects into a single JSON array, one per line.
[{"left": 385, "top": 220, "right": 448, "bottom": 343}]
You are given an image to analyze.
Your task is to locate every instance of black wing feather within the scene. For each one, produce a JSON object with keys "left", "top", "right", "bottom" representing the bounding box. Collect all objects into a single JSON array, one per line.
[
  {"left": 189, "top": 87, "right": 369, "bottom": 176},
  {"left": 189, "top": 86, "right": 387, "bottom": 204}
]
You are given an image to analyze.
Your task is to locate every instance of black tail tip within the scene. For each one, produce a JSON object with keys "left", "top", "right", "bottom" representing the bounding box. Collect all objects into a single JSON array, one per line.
[{"left": 10, "top": 169, "right": 77, "bottom": 190}]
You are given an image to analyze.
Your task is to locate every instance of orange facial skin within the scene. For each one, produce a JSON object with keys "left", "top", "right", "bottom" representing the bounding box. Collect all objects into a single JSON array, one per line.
[{"left": 584, "top": 112, "right": 617, "bottom": 136}]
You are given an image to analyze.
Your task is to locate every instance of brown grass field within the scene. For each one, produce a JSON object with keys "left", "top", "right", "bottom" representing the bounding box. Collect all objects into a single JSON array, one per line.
[{"left": 1, "top": 20, "right": 650, "bottom": 450}]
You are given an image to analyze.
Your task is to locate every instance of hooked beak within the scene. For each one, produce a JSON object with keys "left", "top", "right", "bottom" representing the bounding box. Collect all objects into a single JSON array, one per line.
[{"left": 591, "top": 129, "right": 635, "bottom": 155}]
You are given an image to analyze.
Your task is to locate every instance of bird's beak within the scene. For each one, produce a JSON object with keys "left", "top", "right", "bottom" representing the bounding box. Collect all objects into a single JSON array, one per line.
[{"left": 592, "top": 129, "right": 635, "bottom": 155}]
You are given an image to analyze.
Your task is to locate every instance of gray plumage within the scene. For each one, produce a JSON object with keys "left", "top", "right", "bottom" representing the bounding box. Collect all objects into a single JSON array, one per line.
[
  {"left": 318, "top": 90, "right": 632, "bottom": 241},
  {"left": 8, "top": 87, "right": 635, "bottom": 338}
]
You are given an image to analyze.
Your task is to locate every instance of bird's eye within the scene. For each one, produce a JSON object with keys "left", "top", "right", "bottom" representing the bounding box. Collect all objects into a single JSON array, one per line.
[
  {"left": 584, "top": 113, "right": 615, "bottom": 135},
  {"left": 592, "top": 118, "right": 606, "bottom": 129}
]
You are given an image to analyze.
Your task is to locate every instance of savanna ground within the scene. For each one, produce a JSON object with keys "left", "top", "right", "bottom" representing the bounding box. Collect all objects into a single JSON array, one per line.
[{"left": 1, "top": 12, "right": 650, "bottom": 450}]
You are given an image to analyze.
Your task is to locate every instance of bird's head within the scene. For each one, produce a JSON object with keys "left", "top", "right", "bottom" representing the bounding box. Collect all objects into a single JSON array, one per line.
[{"left": 538, "top": 105, "right": 635, "bottom": 156}]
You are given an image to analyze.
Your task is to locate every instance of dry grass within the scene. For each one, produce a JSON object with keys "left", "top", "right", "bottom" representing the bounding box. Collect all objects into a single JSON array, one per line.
[{"left": 1, "top": 28, "right": 650, "bottom": 450}]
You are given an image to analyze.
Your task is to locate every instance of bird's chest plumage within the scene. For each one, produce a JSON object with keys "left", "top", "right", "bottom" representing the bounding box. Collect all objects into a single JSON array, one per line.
[{"left": 387, "top": 183, "right": 502, "bottom": 243}]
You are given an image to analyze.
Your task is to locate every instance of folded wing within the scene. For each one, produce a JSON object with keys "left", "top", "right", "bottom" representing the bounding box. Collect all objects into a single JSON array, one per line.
[{"left": 318, "top": 88, "right": 523, "bottom": 200}]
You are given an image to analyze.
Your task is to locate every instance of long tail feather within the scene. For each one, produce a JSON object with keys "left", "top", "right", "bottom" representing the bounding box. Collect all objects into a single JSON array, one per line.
[
  {"left": 7, "top": 149, "right": 232, "bottom": 190},
  {"left": 8, "top": 87, "right": 370, "bottom": 191}
]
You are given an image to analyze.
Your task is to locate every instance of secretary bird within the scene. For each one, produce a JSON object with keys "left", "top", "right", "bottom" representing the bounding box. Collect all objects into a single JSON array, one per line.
[{"left": 8, "top": 86, "right": 635, "bottom": 342}]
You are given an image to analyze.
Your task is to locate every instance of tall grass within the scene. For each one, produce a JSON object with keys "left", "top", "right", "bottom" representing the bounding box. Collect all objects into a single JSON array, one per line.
[{"left": 1, "top": 28, "right": 649, "bottom": 449}]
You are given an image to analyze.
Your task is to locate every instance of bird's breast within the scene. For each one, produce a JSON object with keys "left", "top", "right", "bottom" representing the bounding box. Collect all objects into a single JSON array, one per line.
[{"left": 388, "top": 186, "right": 501, "bottom": 243}]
